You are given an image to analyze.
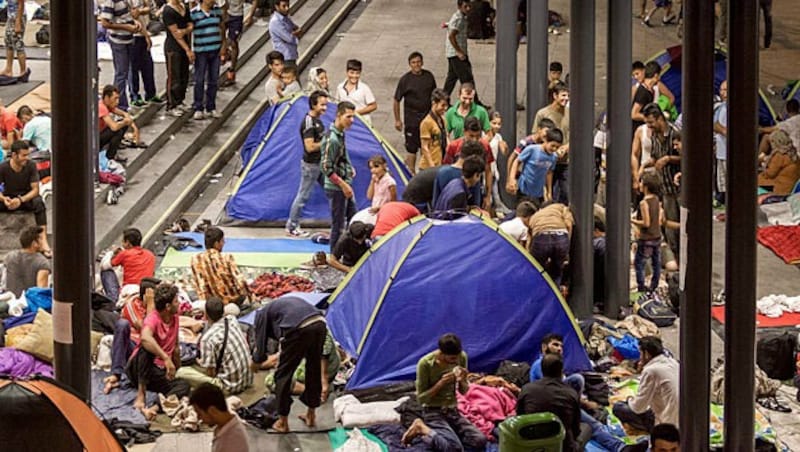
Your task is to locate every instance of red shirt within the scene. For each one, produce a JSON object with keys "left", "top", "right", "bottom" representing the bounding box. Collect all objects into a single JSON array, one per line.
[
  {"left": 372, "top": 202, "right": 421, "bottom": 238},
  {"left": 120, "top": 297, "right": 147, "bottom": 343},
  {"left": 442, "top": 137, "right": 494, "bottom": 165},
  {"left": 111, "top": 246, "right": 156, "bottom": 286},
  {"left": 0, "top": 110, "right": 22, "bottom": 140},
  {"left": 98, "top": 100, "right": 111, "bottom": 131},
  {"left": 134, "top": 310, "right": 179, "bottom": 368}
]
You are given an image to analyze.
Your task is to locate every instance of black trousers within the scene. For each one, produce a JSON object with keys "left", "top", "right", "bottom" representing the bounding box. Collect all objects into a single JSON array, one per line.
[
  {"left": 125, "top": 348, "right": 190, "bottom": 402},
  {"left": 166, "top": 50, "right": 190, "bottom": 110},
  {"left": 99, "top": 125, "right": 128, "bottom": 161},
  {"left": 760, "top": 0, "right": 773, "bottom": 48},
  {"left": 274, "top": 321, "right": 327, "bottom": 416},
  {"left": 443, "top": 56, "right": 481, "bottom": 106},
  {"left": 0, "top": 196, "right": 47, "bottom": 225}
]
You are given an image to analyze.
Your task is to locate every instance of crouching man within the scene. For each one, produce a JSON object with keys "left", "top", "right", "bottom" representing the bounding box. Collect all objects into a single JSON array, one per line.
[{"left": 401, "top": 333, "right": 487, "bottom": 451}]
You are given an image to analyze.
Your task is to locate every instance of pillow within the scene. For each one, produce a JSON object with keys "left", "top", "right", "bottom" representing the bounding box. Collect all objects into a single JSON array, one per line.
[
  {"left": 14, "top": 309, "right": 54, "bottom": 362},
  {"left": 4, "top": 323, "right": 34, "bottom": 348}
]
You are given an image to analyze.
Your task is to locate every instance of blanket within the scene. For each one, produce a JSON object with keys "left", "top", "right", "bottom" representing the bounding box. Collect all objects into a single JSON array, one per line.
[
  {"left": 91, "top": 370, "right": 159, "bottom": 424},
  {"left": 333, "top": 394, "right": 407, "bottom": 428},
  {"left": 456, "top": 384, "right": 516, "bottom": 441},
  {"left": 0, "top": 347, "right": 53, "bottom": 378},
  {"left": 757, "top": 225, "right": 800, "bottom": 264}
]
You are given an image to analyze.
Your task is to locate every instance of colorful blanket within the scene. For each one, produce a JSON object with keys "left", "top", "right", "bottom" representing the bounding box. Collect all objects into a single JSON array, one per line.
[{"left": 757, "top": 225, "right": 800, "bottom": 264}]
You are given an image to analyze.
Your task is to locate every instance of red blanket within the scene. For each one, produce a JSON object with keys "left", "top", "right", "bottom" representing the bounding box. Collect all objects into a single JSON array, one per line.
[{"left": 757, "top": 225, "right": 800, "bottom": 264}]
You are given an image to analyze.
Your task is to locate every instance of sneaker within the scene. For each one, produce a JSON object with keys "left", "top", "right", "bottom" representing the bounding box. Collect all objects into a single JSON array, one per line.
[
  {"left": 178, "top": 103, "right": 193, "bottom": 113},
  {"left": 207, "top": 110, "right": 222, "bottom": 119},
  {"left": 193, "top": 111, "right": 205, "bottom": 120},
  {"left": 167, "top": 108, "right": 184, "bottom": 117},
  {"left": 131, "top": 98, "right": 147, "bottom": 107},
  {"left": 147, "top": 95, "right": 165, "bottom": 104},
  {"left": 642, "top": 17, "right": 652, "bottom": 27},
  {"left": 286, "top": 228, "right": 310, "bottom": 238}
]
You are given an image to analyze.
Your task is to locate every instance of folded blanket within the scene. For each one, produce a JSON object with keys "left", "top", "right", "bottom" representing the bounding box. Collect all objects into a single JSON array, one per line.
[
  {"left": 757, "top": 225, "right": 800, "bottom": 264},
  {"left": 457, "top": 384, "right": 516, "bottom": 441},
  {"left": 333, "top": 394, "right": 408, "bottom": 428}
]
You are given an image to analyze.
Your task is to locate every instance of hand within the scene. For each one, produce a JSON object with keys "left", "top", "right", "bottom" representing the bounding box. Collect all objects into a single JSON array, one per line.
[
  {"left": 368, "top": 206, "right": 380, "bottom": 214},
  {"left": 14, "top": 23, "right": 21, "bottom": 34},
  {"left": 454, "top": 366, "right": 468, "bottom": 383},
  {"left": 164, "top": 357, "right": 176, "bottom": 380},
  {"left": 456, "top": 51, "right": 466, "bottom": 61},
  {"left": 220, "top": 47, "right": 227, "bottom": 60},
  {"left": 342, "top": 183, "right": 354, "bottom": 199},
  {"left": 8, "top": 198, "right": 21, "bottom": 210},
  {"left": 394, "top": 119, "right": 403, "bottom": 132},
  {"left": 673, "top": 172, "right": 682, "bottom": 186},
  {"left": 187, "top": 50, "right": 196, "bottom": 64},
  {"left": 437, "top": 372, "right": 457, "bottom": 387},
  {"left": 632, "top": 179, "right": 639, "bottom": 191},
  {"left": 292, "top": 29, "right": 304, "bottom": 38},
  {"left": 506, "top": 181, "right": 518, "bottom": 195},
  {"left": 654, "top": 156, "right": 669, "bottom": 170},
  {"left": 481, "top": 196, "right": 492, "bottom": 211},
  {"left": 244, "top": 15, "right": 254, "bottom": 27},
  {"left": 145, "top": 34, "right": 152, "bottom": 50}
]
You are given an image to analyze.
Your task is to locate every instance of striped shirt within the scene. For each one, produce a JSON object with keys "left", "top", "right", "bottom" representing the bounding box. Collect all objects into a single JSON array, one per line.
[
  {"left": 198, "top": 315, "right": 253, "bottom": 394},
  {"left": 650, "top": 123, "right": 681, "bottom": 196},
  {"left": 190, "top": 249, "right": 249, "bottom": 305},
  {"left": 191, "top": 5, "right": 224, "bottom": 53},
  {"left": 99, "top": 0, "right": 136, "bottom": 45}
]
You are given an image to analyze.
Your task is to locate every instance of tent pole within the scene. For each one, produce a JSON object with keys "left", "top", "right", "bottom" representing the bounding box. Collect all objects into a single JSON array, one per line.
[
  {"left": 51, "top": 0, "right": 96, "bottom": 400},
  {"left": 567, "top": 0, "right": 595, "bottom": 318},
  {"left": 679, "top": 0, "right": 714, "bottom": 447},
  {"left": 495, "top": 0, "right": 520, "bottom": 209},
  {"left": 724, "top": 0, "right": 758, "bottom": 447}
]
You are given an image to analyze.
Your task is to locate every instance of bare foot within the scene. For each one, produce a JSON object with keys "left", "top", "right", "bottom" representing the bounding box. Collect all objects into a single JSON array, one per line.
[
  {"left": 102, "top": 375, "right": 120, "bottom": 394},
  {"left": 298, "top": 410, "right": 316, "bottom": 428},
  {"left": 401, "top": 418, "right": 430, "bottom": 445},
  {"left": 141, "top": 405, "right": 159, "bottom": 421},
  {"left": 133, "top": 397, "right": 146, "bottom": 412},
  {"left": 271, "top": 417, "right": 289, "bottom": 433}
]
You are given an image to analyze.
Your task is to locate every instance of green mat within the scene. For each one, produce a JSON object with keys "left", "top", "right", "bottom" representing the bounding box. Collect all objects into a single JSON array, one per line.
[{"left": 159, "top": 248, "right": 312, "bottom": 269}]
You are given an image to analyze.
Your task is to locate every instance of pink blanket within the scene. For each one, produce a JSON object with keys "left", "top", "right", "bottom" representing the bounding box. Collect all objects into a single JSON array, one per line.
[{"left": 457, "top": 384, "right": 517, "bottom": 441}]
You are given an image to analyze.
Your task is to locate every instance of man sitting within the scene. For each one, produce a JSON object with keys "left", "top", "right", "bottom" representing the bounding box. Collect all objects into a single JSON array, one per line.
[
  {"left": 328, "top": 221, "right": 371, "bottom": 273},
  {"left": 176, "top": 297, "right": 253, "bottom": 394},
  {"left": 4, "top": 226, "right": 50, "bottom": 297},
  {"left": 99, "top": 84, "right": 138, "bottom": 164},
  {"left": 126, "top": 282, "right": 190, "bottom": 419},
  {"left": 530, "top": 333, "right": 584, "bottom": 393},
  {"left": 613, "top": 336, "right": 679, "bottom": 433},
  {"left": 0, "top": 140, "right": 51, "bottom": 256},
  {"left": 103, "top": 277, "right": 159, "bottom": 394},
  {"left": 17, "top": 106, "right": 51, "bottom": 152},
  {"left": 650, "top": 423, "right": 680, "bottom": 452},
  {"left": 191, "top": 227, "right": 251, "bottom": 305},
  {"left": 401, "top": 333, "right": 487, "bottom": 451},
  {"left": 101, "top": 228, "right": 156, "bottom": 302}
]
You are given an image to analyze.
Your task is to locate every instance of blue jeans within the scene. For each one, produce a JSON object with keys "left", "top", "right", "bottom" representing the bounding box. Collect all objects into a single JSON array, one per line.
[
  {"left": 110, "top": 41, "right": 134, "bottom": 110},
  {"left": 565, "top": 373, "right": 585, "bottom": 396},
  {"left": 100, "top": 269, "right": 121, "bottom": 302},
  {"left": 580, "top": 410, "right": 629, "bottom": 452},
  {"left": 552, "top": 163, "right": 569, "bottom": 204},
  {"left": 193, "top": 50, "right": 220, "bottom": 112},
  {"left": 286, "top": 161, "right": 323, "bottom": 231},
  {"left": 422, "top": 407, "right": 488, "bottom": 452},
  {"left": 530, "top": 232, "right": 571, "bottom": 285},
  {"left": 325, "top": 189, "right": 356, "bottom": 254},
  {"left": 634, "top": 238, "right": 662, "bottom": 292},
  {"left": 129, "top": 36, "right": 156, "bottom": 101},
  {"left": 111, "top": 318, "right": 136, "bottom": 377}
]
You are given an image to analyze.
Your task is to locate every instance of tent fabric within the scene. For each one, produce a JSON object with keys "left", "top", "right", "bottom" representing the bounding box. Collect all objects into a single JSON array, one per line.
[
  {"left": 326, "top": 213, "right": 591, "bottom": 390},
  {"left": 0, "top": 376, "right": 125, "bottom": 452},
  {"left": 648, "top": 45, "right": 777, "bottom": 127},
  {"left": 783, "top": 80, "right": 799, "bottom": 104},
  {"left": 227, "top": 94, "right": 412, "bottom": 223}
]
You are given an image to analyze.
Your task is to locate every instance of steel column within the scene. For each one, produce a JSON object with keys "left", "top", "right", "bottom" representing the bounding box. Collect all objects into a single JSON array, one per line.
[
  {"left": 567, "top": 0, "right": 594, "bottom": 318},
  {"left": 51, "top": 0, "right": 96, "bottom": 400},
  {"left": 495, "top": 0, "right": 520, "bottom": 210},
  {"left": 724, "top": 0, "right": 759, "bottom": 448},
  {"left": 604, "top": 0, "right": 632, "bottom": 316},
  {"left": 679, "top": 0, "right": 714, "bottom": 447},
  {"left": 526, "top": 0, "right": 548, "bottom": 131}
]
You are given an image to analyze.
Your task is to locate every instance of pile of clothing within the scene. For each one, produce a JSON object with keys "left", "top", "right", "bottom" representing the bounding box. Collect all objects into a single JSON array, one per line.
[
  {"left": 756, "top": 294, "right": 800, "bottom": 318},
  {"left": 249, "top": 272, "right": 314, "bottom": 299}
]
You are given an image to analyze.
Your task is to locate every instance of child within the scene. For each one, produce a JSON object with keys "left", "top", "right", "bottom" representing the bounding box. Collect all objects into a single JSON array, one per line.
[
  {"left": 351, "top": 155, "right": 397, "bottom": 225},
  {"left": 486, "top": 111, "right": 510, "bottom": 215},
  {"left": 631, "top": 173, "right": 664, "bottom": 293},
  {"left": 500, "top": 201, "right": 536, "bottom": 246},
  {"left": 328, "top": 221, "right": 372, "bottom": 273},
  {"left": 336, "top": 59, "right": 377, "bottom": 124},
  {"left": 279, "top": 64, "right": 302, "bottom": 97},
  {"left": 548, "top": 61, "right": 563, "bottom": 86},
  {"left": 306, "top": 66, "right": 330, "bottom": 96},
  {"left": 506, "top": 128, "right": 564, "bottom": 207}
]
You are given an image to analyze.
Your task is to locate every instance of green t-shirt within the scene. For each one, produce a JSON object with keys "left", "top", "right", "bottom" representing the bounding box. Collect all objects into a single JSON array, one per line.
[
  {"left": 445, "top": 102, "right": 491, "bottom": 139},
  {"left": 416, "top": 350, "right": 468, "bottom": 408}
]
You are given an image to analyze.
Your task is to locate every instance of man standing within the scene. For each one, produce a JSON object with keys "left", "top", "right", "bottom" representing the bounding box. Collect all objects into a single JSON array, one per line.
[
  {"left": 286, "top": 91, "right": 329, "bottom": 237},
  {"left": 0, "top": 141, "right": 51, "bottom": 255},
  {"left": 4, "top": 226, "right": 50, "bottom": 297},
  {"left": 191, "top": 0, "right": 226, "bottom": 120},
  {"left": 190, "top": 384, "right": 251, "bottom": 452},
  {"left": 163, "top": 0, "right": 194, "bottom": 117},
  {"left": 443, "top": 0, "right": 482, "bottom": 107},
  {"left": 176, "top": 297, "right": 253, "bottom": 394},
  {"left": 129, "top": 0, "right": 160, "bottom": 107},
  {"left": 269, "top": 0, "right": 302, "bottom": 66},
  {"left": 533, "top": 82, "right": 571, "bottom": 203},
  {"left": 631, "top": 62, "right": 660, "bottom": 133},
  {"left": 191, "top": 227, "right": 251, "bottom": 305},
  {"left": 252, "top": 296, "right": 327, "bottom": 432},
  {"left": 2, "top": 0, "right": 28, "bottom": 79},
  {"left": 264, "top": 50, "right": 285, "bottom": 105},
  {"left": 400, "top": 333, "right": 487, "bottom": 451},
  {"left": 336, "top": 59, "right": 378, "bottom": 125},
  {"left": 445, "top": 82, "right": 490, "bottom": 140},
  {"left": 221, "top": 0, "right": 256, "bottom": 86},
  {"left": 394, "top": 52, "right": 437, "bottom": 173},
  {"left": 321, "top": 102, "right": 357, "bottom": 254},
  {"left": 419, "top": 89, "right": 450, "bottom": 171},
  {"left": 126, "top": 283, "right": 191, "bottom": 420},
  {"left": 612, "top": 336, "right": 679, "bottom": 432},
  {"left": 527, "top": 202, "right": 573, "bottom": 286},
  {"left": 713, "top": 80, "right": 728, "bottom": 206},
  {"left": 100, "top": 228, "right": 156, "bottom": 302},
  {"left": 99, "top": 0, "right": 142, "bottom": 111}
]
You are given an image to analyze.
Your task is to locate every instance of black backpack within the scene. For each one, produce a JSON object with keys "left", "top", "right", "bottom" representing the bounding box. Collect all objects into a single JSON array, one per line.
[
  {"left": 635, "top": 293, "right": 677, "bottom": 327},
  {"left": 756, "top": 332, "right": 798, "bottom": 380},
  {"left": 36, "top": 25, "right": 50, "bottom": 45},
  {"left": 495, "top": 360, "right": 531, "bottom": 388}
]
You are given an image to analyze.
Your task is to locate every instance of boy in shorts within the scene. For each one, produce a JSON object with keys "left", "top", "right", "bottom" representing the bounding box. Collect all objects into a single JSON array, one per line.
[
  {"left": 3, "top": 0, "right": 29, "bottom": 80},
  {"left": 222, "top": 0, "right": 255, "bottom": 86}
]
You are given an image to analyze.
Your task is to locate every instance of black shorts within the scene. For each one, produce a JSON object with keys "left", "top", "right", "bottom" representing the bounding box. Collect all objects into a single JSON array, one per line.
[
  {"left": 227, "top": 15, "right": 244, "bottom": 42},
  {"left": 404, "top": 125, "right": 421, "bottom": 154}
]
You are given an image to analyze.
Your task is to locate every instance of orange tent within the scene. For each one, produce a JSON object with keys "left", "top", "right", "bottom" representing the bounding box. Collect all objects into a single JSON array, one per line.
[{"left": 0, "top": 376, "right": 124, "bottom": 451}]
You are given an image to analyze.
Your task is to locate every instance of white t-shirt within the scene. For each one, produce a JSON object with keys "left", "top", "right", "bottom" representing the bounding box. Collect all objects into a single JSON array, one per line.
[
  {"left": 777, "top": 114, "right": 800, "bottom": 151},
  {"left": 222, "top": 0, "right": 245, "bottom": 17},
  {"left": 713, "top": 103, "right": 728, "bottom": 160},
  {"left": 500, "top": 217, "right": 528, "bottom": 244},
  {"left": 637, "top": 123, "right": 653, "bottom": 165},
  {"left": 212, "top": 417, "right": 250, "bottom": 452},
  {"left": 336, "top": 80, "right": 376, "bottom": 125},
  {"left": 264, "top": 76, "right": 283, "bottom": 105},
  {"left": 489, "top": 133, "right": 503, "bottom": 180}
]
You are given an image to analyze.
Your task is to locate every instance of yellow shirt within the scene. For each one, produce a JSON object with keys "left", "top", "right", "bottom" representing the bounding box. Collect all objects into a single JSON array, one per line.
[{"left": 419, "top": 114, "right": 446, "bottom": 170}]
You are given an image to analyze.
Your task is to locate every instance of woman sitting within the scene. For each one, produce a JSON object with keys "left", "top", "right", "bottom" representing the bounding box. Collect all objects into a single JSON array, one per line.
[{"left": 758, "top": 130, "right": 800, "bottom": 195}]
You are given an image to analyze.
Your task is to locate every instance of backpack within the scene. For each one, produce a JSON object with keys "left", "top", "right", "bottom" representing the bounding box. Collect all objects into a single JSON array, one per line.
[
  {"left": 634, "top": 293, "right": 677, "bottom": 327},
  {"left": 495, "top": 360, "right": 531, "bottom": 388},
  {"left": 756, "top": 332, "right": 798, "bottom": 380},
  {"left": 35, "top": 25, "right": 50, "bottom": 45}
]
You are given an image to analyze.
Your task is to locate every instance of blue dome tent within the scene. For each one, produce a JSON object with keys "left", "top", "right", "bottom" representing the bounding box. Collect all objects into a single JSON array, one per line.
[
  {"left": 326, "top": 213, "right": 591, "bottom": 390},
  {"left": 226, "top": 94, "right": 411, "bottom": 224}
]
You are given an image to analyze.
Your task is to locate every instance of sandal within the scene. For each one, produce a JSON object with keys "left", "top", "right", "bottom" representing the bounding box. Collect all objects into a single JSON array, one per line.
[{"left": 757, "top": 397, "right": 792, "bottom": 413}]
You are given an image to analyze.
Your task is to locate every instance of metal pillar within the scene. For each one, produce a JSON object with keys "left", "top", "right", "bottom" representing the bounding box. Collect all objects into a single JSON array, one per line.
[
  {"left": 724, "top": 0, "right": 759, "bottom": 448},
  {"left": 567, "top": 0, "right": 594, "bottom": 318},
  {"left": 604, "top": 0, "right": 632, "bottom": 316},
  {"left": 52, "top": 0, "right": 96, "bottom": 400},
  {"left": 495, "top": 0, "right": 519, "bottom": 210},
  {"left": 679, "top": 0, "right": 714, "bottom": 447},
  {"left": 526, "top": 0, "right": 548, "bottom": 131}
]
